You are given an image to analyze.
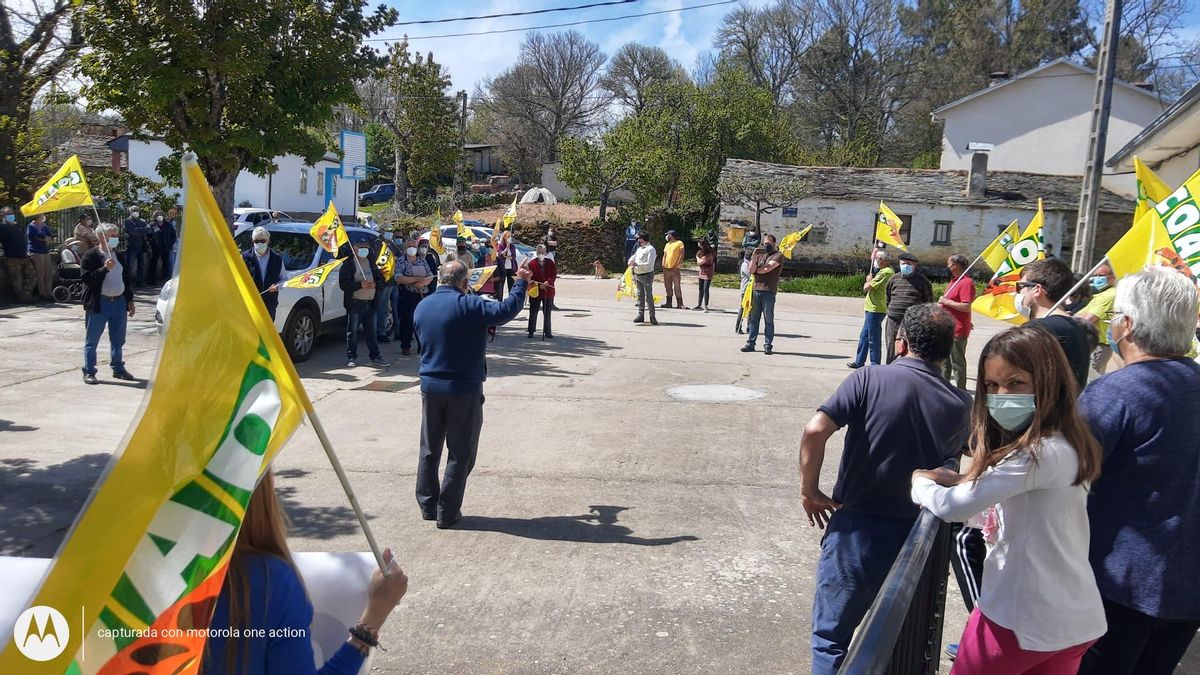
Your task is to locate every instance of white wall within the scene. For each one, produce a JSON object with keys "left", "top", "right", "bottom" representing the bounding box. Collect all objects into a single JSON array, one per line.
[
  {"left": 1156, "top": 146, "right": 1200, "bottom": 189},
  {"left": 718, "top": 198, "right": 1069, "bottom": 269},
  {"left": 938, "top": 62, "right": 1166, "bottom": 197}
]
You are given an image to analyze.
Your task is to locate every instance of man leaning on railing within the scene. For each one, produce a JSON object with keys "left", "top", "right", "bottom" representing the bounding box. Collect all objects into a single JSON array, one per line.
[{"left": 798, "top": 303, "right": 972, "bottom": 675}]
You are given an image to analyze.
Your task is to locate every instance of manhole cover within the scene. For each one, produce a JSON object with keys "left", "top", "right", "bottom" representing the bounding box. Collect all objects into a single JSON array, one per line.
[
  {"left": 354, "top": 380, "right": 419, "bottom": 393},
  {"left": 665, "top": 384, "right": 766, "bottom": 402}
]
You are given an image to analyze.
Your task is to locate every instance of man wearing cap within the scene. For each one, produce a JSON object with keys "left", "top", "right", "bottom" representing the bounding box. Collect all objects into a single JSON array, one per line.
[
  {"left": 661, "top": 230, "right": 685, "bottom": 309},
  {"left": 884, "top": 252, "right": 933, "bottom": 363}
]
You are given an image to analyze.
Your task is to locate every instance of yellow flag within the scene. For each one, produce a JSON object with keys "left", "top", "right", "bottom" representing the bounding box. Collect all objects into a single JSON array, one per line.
[
  {"left": 19, "top": 155, "right": 94, "bottom": 216},
  {"left": 1107, "top": 207, "right": 1186, "bottom": 279},
  {"left": 1153, "top": 165, "right": 1200, "bottom": 277},
  {"left": 779, "top": 225, "right": 814, "bottom": 260},
  {"left": 453, "top": 209, "right": 470, "bottom": 239},
  {"left": 741, "top": 283, "right": 754, "bottom": 320},
  {"left": 0, "top": 156, "right": 309, "bottom": 674},
  {"left": 1134, "top": 156, "right": 1173, "bottom": 224},
  {"left": 429, "top": 210, "right": 445, "bottom": 255},
  {"left": 615, "top": 266, "right": 663, "bottom": 304},
  {"left": 875, "top": 202, "right": 908, "bottom": 251},
  {"left": 375, "top": 241, "right": 396, "bottom": 282},
  {"left": 972, "top": 200, "right": 1046, "bottom": 324},
  {"left": 310, "top": 202, "right": 349, "bottom": 254},
  {"left": 502, "top": 196, "right": 518, "bottom": 230},
  {"left": 469, "top": 265, "right": 497, "bottom": 291},
  {"left": 283, "top": 258, "right": 344, "bottom": 289},
  {"left": 981, "top": 220, "right": 1022, "bottom": 271}
]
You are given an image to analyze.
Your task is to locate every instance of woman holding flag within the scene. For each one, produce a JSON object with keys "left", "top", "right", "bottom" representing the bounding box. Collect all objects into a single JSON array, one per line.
[{"left": 527, "top": 244, "right": 556, "bottom": 339}]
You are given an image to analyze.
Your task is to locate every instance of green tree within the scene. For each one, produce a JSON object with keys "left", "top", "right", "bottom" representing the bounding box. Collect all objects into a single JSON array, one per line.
[
  {"left": 558, "top": 117, "right": 668, "bottom": 221},
  {"left": 79, "top": 0, "right": 396, "bottom": 218},
  {"left": 0, "top": 0, "right": 81, "bottom": 209},
  {"left": 717, "top": 170, "right": 811, "bottom": 237},
  {"left": 364, "top": 121, "right": 396, "bottom": 183}
]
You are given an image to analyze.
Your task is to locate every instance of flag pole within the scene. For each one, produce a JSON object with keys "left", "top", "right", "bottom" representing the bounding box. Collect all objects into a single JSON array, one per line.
[
  {"left": 304, "top": 406, "right": 389, "bottom": 574},
  {"left": 1047, "top": 256, "right": 1110, "bottom": 314}
]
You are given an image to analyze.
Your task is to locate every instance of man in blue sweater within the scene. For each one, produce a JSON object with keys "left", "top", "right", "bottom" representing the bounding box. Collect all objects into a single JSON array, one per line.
[{"left": 413, "top": 260, "right": 532, "bottom": 528}]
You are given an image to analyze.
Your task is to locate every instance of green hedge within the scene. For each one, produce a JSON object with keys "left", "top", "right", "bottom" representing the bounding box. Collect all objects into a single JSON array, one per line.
[{"left": 712, "top": 273, "right": 983, "bottom": 299}]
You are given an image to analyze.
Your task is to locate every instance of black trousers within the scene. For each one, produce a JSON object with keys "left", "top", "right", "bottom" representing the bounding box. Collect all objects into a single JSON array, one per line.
[
  {"left": 496, "top": 270, "right": 516, "bottom": 299},
  {"left": 1078, "top": 598, "right": 1200, "bottom": 675},
  {"left": 416, "top": 392, "right": 484, "bottom": 520},
  {"left": 528, "top": 296, "right": 552, "bottom": 336},
  {"left": 949, "top": 524, "right": 985, "bottom": 613}
]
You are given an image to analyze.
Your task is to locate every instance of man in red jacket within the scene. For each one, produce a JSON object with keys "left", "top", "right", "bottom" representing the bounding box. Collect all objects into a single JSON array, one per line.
[{"left": 527, "top": 244, "right": 556, "bottom": 339}]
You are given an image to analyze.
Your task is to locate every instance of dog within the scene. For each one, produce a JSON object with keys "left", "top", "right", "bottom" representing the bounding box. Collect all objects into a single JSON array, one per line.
[{"left": 592, "top": 259, "right": 609, "bottom": 279}]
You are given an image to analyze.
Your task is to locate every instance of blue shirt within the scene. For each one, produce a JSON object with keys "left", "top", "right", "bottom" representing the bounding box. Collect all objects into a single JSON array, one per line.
[
  {"left": 27, "top": 222, "right": 51, "bottom": 254},
  {"left": 413, "top": 281, "right": 527, "bottom": 394},
  {"left": 1080, "top": 357, "right": 1200, "bottom": 620},
  {"left": 818, "top": 357, "right": 972, "bottom": 519},
  {"left": 203, "top": 553, "right": 365, "bottom": 675}
]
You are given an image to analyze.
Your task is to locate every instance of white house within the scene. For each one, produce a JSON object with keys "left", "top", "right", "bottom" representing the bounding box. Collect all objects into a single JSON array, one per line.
[
  {"left": 1107, "top": 80, "right": 1200, "bottom": 188},
  {"left": 107, "top": 135, "right": 359, "bottom": 220},
  {"left": 932, "top": 58, "right": 1167, "bottom": 197},
  {"left": 716, "top": 158, "right": 1134, "bottom": 273},
  {"left": 540, "top": 161, "right": 635, "bottom": 204}
]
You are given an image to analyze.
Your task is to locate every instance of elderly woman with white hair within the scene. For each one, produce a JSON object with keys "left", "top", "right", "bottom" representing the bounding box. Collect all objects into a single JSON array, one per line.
[
  {"left": 80, "top": 222, "right": 136, "bottom": 385},
  {"left": 1076, "top": 266, "right": 1200, "bottom": 675}
]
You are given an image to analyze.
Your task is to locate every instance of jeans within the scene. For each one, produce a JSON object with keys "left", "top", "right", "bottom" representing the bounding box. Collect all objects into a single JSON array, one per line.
[
  {"left": 345, "top": 299, "right": 380, "bottom": 360},
  {"left": 1078, "top": 598, "right": 1200, "bottom": 675},
  {"left": 83, "top": 296, "right": 127, "bottom": 376},
  {"left": 528, "top": 296, "right": 552, "bottom": 336},
  {"left": 811, "top": 510, "right": 914, "bottom": 675},
  {"left": 635, "top": 272, "right": 655, "bottom": 319},
  {"left": 745, "top": 290, "right": 776, "bottom": 348},
  {"left": 375, "top": 284, "right": 398, "bottom": 338},
  {"left": 397, "top": 291, "right": 421, "bottom": 349},
  {"left": 697, "top": 278, "right": 711, "bottom": 307},
  {"left": 853, "top": 312, "right": 885, "bottom": 366},
  {"left": 417, "top": 392, "right": 484, "bottom": 520},
  {"left": 126, "top": 244, "right": 144, "bottom": 284},
  {"left": 942, "top": 336, "right": 969, "bottom": 388}
]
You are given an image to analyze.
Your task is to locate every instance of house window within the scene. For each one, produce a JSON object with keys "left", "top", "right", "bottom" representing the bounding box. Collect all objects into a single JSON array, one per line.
[
  {"left": 932, "top": 220, "right": 952, "bottom": 246},
  {"left": 300, "top": 169, "right": 308, "bottom": 194},
  {"left": 317, "top": 171, "right": 324, "bottom": 195}
]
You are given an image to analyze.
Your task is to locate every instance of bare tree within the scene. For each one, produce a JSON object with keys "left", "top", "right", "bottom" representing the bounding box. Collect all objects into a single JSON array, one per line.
[
  {"left": 600, "top": 43, "right": 688, "bottom": 115},
  {"left": 478, "top": 30, "right": 611, "bottom": 174},
  {"left": 715, "top": 0, "right": 819, "bottom": 109}
]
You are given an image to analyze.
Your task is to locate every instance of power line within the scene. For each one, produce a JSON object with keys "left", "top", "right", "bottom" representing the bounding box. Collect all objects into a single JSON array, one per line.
[
  {"left": 392, "top": 0, "right": 642, "bottom": 26},
  {"left": 371, "top": 0, "right": 740, "bottom": 42}
]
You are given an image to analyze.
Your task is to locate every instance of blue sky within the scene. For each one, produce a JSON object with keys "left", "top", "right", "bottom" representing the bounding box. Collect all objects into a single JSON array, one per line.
[{"left": 376, "top": 0, "right": 771, "bottom": 93}]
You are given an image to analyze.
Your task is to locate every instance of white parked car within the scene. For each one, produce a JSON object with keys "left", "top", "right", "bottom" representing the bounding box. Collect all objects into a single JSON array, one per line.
[
  {"left": 156, "top": 222, "right": 381, "bottom": 362},
  {"left": 232, "top": 207, "right": 294, "bottom": 232},
  {"left": 419, "top": 222, "right": 536, "bottom": 267}
]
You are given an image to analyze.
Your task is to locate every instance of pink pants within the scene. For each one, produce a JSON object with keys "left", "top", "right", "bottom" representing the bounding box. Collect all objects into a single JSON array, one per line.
[{"left": 953, "top": 609, "right": 1096, "bottom": 675}]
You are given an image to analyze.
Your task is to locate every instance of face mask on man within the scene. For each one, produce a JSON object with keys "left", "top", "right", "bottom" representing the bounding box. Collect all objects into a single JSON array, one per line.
[
  {"left": 1091, "top": 276, "right": 1110, "bottom": 292},
  {"left": 1107, "top": 315, "right": 1129, "bottom": 360},
  {"left": 1015, "top": 288, "right": 1032, "bottom": 318},
  {"left": 130, "top": 211, "right": 140, "bottom": 218},
  {"left": 406, "top": 247, "right": 418, "bottom": 257},
  {"left": 537, "top": 253, "right": 546, "bottom": 261},
  {"left": 107, "top": 237, "right": 121, "bottom": 249},
  {"left": 899, "top": 263, "right": 914, "bottom": 276},
  {"left": 156, "top": 215, "right": 163, "bottom": 222},
  {"left": 986, "top": 393, "right": 1037, "bottom": 432},
  {"left": 418, "top": 246, "right": 428, "bottom": 256},
  {"left": 3, "top": 214, "right": 14, "bottom": 223},
  {"left": 384, "top": 232, "right": 394, "bottom": 241},
  {"left": 254, "top": 242, "right": 269, "bottom": 255},
  {"left": 356, "top": 247, "right": 370, "bottom": 258}
]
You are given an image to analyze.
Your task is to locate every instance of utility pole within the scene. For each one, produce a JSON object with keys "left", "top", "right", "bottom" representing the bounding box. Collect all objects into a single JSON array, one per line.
[
  {"left": 455, "top": 90, "right": 467, "bottom": 196},
  {"left": 1072, "top": 0, "right": 1123, "bottom": 273}
]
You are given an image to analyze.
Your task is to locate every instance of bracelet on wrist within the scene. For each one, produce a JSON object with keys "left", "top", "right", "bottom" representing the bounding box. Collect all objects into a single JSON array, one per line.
[{"left": 349, "top": 624, "right": 387, "bottom": 652}]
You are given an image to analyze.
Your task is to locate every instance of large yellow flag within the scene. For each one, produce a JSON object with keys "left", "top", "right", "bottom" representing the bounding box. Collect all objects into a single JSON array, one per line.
[
  {"left": 501, "top": 196, "right": 518, "bottom": 231},
  {"left": 981, "top": 220, "right": 1022, "bottom": 271},
  {"left": 740, "top": 283, "right": 754, "bottom": 320},
  {"left": 20, "top": 155, "right": 94, "bottom": 216},
  {"left": 283, "top": 258, "right": 344, "bottom": 289},
  {"left": 615, "top": 267, "right": 663, "bottom": 304},
  {"left": 1134, "top": 156, "right": 1173, "bottom": 224},
  {"left": 1107, "top": 207, "right": 1187, "bottom": 279},
  {"left": 469, "top": 265, "right": 496, "bottom": 291},
  {"left": 429, "top": 210, "right": 446, "bottom": 255},
  {"left": 1152, "top": 166, "right": 1200, "bottom": 277},
  {"left": 310, "top": 202, "right": 349, "bottom": 254},
  {"left": 453, "top": 209, "right": 470, "bottom": 239},
  {"left": 780, "top": 225, "right": 814, "bottom": 260},
  {"left": 972, "top": 200, "right": 1046, "bottom": 324},
  {"left": 875, "top": 202, "right": 908, "bottom": 251},
  {"left": 0, "top": 156, "right": 308, "bottom": 674}
]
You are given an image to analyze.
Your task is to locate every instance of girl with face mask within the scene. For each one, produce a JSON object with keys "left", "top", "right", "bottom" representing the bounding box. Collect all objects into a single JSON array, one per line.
[{"left": 911, "top": 326, "right": 1105, "bottom": 674}]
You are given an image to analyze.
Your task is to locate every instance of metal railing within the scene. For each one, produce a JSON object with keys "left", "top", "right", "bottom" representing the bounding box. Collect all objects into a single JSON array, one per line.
[{"left": 840, "top": 509, "right": 954, "bottom": 675}]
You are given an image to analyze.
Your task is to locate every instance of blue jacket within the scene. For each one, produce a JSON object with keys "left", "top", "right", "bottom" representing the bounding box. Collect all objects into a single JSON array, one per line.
[{"left": 413, "top": 281, "right": 527, "bottom": 394}]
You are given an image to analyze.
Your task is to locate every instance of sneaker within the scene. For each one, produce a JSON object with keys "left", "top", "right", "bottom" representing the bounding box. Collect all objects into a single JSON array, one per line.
[
  {"left": 347, "top": 359, "right": 356, "bottom": 367},
  {"left": 112, "top": 369, "right": 138, "bottom": 381},
  {"left": 634, "top": 316, "right": 644, "bottom": 324},
  {"left": 741, "top": 344, "right": 755, "bottom": 353},
  {"left": 370, "top": 355, "right": 385, "bottom": 364},
  {"left": 703, "top": 307, "right": 709, "bottom": 313},
  {"left": 83, "top": 373, "right": 98, "bottom": 385},
  {"left": 944, "top": 643, "right": 958, "bottom": 660},
  {"left": 764, "top": 345, "right": 774, "bottom": 355},
  {"left": 649, "top": 318, "right": 659, "bottom": 325},
  {"left": 847, "top": 361, "right": 863, "bottom": 369},
  {"left": 693, "top": 305, "right": 703, "bottom": 311}
]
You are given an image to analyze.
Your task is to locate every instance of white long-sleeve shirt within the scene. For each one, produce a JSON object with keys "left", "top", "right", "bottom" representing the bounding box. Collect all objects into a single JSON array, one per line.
[
  {"left": 628, "top": 243, "right": 656, "bottom": 275},
  {"left": 911, "top": 434, "right": 1106, "bottom": 652}
]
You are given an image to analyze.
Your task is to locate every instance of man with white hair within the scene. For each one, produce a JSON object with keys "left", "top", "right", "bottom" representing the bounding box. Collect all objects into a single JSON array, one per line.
[
  {"left": 1077, "top": 267, "right": 1200, "bottom": 674},
  {"left": 241, "top": 226, "right": 283, "bottom": 320},
  {"left": 80, "top": 223, "right": 136, "bottom": 385}
]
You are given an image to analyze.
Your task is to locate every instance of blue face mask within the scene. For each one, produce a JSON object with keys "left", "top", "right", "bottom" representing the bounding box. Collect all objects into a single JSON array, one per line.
[
  {"left": 899, "top": 263, "right": 914, "bottom": 276},
  {"left": 986, "top": 393, "right": 1037, "bottom": 432},
  {"left": 383, "top": 232, "right": 394, "bottom": 241},
  {"left": 1091, "top": 276, "right": 1110, "bottom": 292},
  {"left": 3, "top": 214, "right": 14, "bottom": 223},
  {"left": 1107, "top": 315, "right": 1127, "bottom": 360}
]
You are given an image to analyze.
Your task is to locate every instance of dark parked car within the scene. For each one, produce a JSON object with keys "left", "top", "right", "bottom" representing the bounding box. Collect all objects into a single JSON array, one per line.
[{"left": 358, "top": 183, "right": 396, "bottom": 206}]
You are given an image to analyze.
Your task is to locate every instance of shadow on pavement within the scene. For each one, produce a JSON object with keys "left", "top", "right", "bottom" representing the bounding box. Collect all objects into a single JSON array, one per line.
[
  {"left": 485, "top": 331, "right": 617, "bottom": 380},
  {"left": 772, "top": 352, "right": 846, "bottom": 360},
  {"left": 0, "top": 419, "right": 38, "bottom": 432},
  {"left": 274, "top": 468, "right": 375, "bottom": 540},
  {"left": 0, "top": 454, "right": 109, "bottom": 557},
  {"left": 456, "top": 505, "right": 700, "bottom": 546}
]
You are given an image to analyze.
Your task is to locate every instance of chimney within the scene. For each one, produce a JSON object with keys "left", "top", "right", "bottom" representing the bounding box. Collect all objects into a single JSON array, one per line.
[{"left": 967, "top": 151, "right": 988, "bottom": 199}]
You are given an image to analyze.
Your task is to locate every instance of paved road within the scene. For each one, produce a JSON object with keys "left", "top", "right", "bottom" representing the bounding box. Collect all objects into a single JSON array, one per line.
[{"left": 1, "top": 278, "right": 1195, "bottom": 673}]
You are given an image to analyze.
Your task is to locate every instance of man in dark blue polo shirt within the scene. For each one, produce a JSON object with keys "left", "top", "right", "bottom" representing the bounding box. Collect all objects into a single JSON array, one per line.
[
  {"left": 413, "top": 260, "right": 532, "bottom": 529},
  {"left": 798, "top": 303, "right": 972, "bottom": 674}
]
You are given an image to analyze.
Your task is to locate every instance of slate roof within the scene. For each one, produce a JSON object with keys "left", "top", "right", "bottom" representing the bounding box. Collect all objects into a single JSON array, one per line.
[
  {"left": 52, "top": 133, "right": 124, "bottom": 171},
  {"left": 721, "top": 159, "right": 1134, "bottom": 214}
]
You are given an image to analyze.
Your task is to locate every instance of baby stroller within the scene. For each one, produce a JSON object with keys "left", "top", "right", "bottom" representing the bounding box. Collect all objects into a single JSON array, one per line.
[{"left": 53, "top": 240, "right": 86, "bottom": 304}]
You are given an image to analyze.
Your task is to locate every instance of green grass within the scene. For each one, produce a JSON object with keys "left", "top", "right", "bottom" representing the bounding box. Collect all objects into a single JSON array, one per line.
[
  {"left": 358, "top": 202, "right": 388, "bottom": 215},
  {"left": 713, "top": 273, "right": 983, "bottom": 299}
]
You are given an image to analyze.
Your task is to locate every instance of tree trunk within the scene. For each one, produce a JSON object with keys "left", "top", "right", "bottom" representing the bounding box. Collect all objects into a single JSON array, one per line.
[
  {"left": 199, "top": 158, "right": 239, "bottom": 224},
  {"left": 755, "top": 199, "right": 762, "bottom": 237},
  {"left": 599, "top": 191, "right": 609, "bottom": 223},
  {"left": 393, "top": 143, "right": 408, "bottom": 208}
]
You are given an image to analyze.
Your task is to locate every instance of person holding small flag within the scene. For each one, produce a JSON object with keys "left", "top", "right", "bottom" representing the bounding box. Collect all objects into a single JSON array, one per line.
[
  {"left": 694, "top": 239, "right": 715, "bottom": 312},
  {"left": 495, "top": 230, "right": 518, "bottom": 299},
  {"left": 373, "top": 226, "right": 401, "bottom": 344},
  {"left": 339, "top": 244, "right": 384, "bottom": 367},
  {"left": 741, "top": 233, "right": 785, "bottom": 355},
  {"left": 937, "top": 254, "right": 976, "bottom": 389},
  {"left": 627, "top": 230, "right": 658, "bottom": 325},
  {"left": 81, "top": 223, "right": 136, "bottom": 384},
  {"left": 735, "top": 248, "right": 752, "bottom": 335},
  {"left": 848, "top": 249, "right": 893, "bottom": 369},
  {"left": 885, "top": 252, "right": 932, "bottom": 363},
  {"left": 527, "top": 243, "right": 557, "bottom": 339},
  {"left": 242, "top": 226, "right": 284, "bottom": 320},
  {"left": 395, "top": 239, "right": 434, "bottom": 356}
]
